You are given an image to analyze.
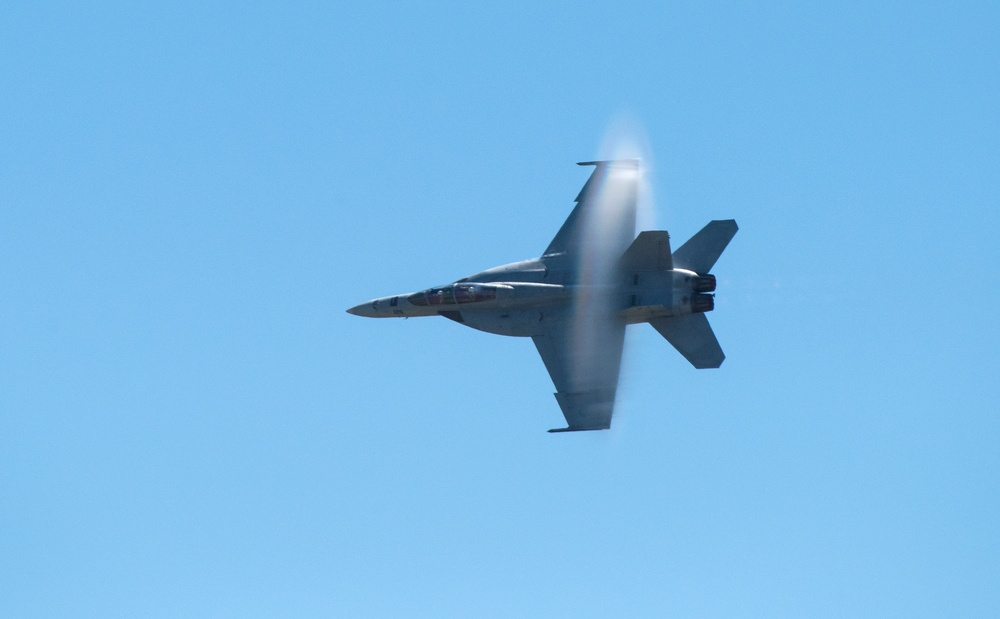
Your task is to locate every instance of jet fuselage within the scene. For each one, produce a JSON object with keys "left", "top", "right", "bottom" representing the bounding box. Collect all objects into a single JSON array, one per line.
[
  {"left": 346, "top": 259, "right": 716, "bottom": 337},
  {"left": 346, "top": 159, "right": 737, "bottom": 431}
]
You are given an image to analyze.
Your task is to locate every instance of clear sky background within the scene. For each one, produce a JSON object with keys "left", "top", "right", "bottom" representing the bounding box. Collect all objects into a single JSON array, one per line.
[{"left": 2, "top": 2, "right": 998, "bottom": 617}]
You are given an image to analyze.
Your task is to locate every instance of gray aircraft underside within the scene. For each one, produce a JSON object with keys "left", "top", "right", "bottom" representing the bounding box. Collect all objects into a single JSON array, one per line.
[{"left": 348, "top": 160, "right": 738, "bottom": 432}]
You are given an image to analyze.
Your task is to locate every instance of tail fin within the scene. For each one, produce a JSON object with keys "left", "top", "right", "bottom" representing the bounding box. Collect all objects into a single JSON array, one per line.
[
  {"left": 650, "top": 314, "right": 725, "bottom": 369},
  {"left": 672, "top": 220, "right": 738, "bottom": 274},
  {"left": 620, "top": 230, "right": 672, "bottom": 271}
]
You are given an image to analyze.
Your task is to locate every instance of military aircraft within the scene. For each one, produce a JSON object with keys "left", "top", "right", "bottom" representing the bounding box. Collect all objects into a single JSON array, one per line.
[{"left": 347, "top": 160, "right": 737, "bottom": 432}]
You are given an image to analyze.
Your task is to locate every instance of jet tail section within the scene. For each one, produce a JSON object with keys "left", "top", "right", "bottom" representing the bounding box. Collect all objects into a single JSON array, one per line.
[
  {"left": 672, "top": 220, "right": 738, "bottom": 274},
  {"left": 650, "top": 314, "right": 725, "bottom": 369},
  {"left": 620, "top": 230, "right": 672, "bottom": 271}
]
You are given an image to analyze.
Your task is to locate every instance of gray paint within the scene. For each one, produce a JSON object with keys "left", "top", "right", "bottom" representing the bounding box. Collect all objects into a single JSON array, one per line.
[{"left": 347, "top": 160, "right": 738, "bottom": 432}]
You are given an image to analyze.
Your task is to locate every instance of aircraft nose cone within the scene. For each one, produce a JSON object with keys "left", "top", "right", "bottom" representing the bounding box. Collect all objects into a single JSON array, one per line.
[{"left": 346, "top": 303, "right": 369, "bottom": 317}]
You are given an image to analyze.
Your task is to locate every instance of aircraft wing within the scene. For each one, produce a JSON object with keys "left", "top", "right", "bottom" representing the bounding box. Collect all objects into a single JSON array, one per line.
[
  {"left": 531, "top": 311, "right": 626, "bottom": 432},
  {"left": 542, "top": 160, "right": 638, "bottom": 279}
]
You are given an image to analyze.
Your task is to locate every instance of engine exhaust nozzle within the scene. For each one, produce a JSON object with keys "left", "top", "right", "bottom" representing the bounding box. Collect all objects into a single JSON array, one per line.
[
  {"left": 692, "top": 275, "right": 717, "bottom": 293},
  {"left": 690, "top": 293, "right": 714, "bottom": 313}
]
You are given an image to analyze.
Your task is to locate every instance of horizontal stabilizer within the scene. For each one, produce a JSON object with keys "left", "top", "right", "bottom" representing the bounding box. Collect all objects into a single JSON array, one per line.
[
  {"left": 672, "top": 220, "right": 738, "bottom": 274},
  {"left": 650, "top": 314, "right": 725, "bottom": 369}
]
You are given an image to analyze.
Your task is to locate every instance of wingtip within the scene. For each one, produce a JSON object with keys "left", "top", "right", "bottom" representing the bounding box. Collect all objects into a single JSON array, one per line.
[
  {"left": 576, "top": 158, "right": 640, "bottom": 168},
  {"left": 547, "top": 426, "right": 609, "bottom": 433}
]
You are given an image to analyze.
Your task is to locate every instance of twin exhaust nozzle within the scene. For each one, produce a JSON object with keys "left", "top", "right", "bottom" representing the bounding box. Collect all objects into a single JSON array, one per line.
[{"left": 691, "top": 275, "right": 717, "bottom": 313}]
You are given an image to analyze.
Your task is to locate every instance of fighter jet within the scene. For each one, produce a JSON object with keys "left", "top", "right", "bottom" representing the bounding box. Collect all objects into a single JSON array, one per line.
[{"left": 347, "top": 160, "right": 737, "bottom": 432}]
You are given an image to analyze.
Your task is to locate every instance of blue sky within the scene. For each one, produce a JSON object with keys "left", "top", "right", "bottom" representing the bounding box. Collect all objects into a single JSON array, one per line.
[{"left": 2, "top": 2, "right": 998, "bottom": 617}]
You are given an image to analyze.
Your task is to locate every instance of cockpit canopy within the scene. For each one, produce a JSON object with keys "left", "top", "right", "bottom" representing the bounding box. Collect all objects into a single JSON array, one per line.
[{"left": 408, "top": 283, "right": 500, "bottom": 307}]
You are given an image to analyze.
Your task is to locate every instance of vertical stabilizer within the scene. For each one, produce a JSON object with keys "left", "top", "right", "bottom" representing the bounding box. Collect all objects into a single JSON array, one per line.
[{"left": 620, "top": 230, "right": 672, "bottom": 271}]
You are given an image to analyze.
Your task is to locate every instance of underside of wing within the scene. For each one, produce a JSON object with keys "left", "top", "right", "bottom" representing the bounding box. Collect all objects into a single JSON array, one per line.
[
  {"left": 541, "top": 160, "right": 639, "bottom": 281},
  {"left": 531, "top": 311, "right": 626, "bottom": 432}
]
